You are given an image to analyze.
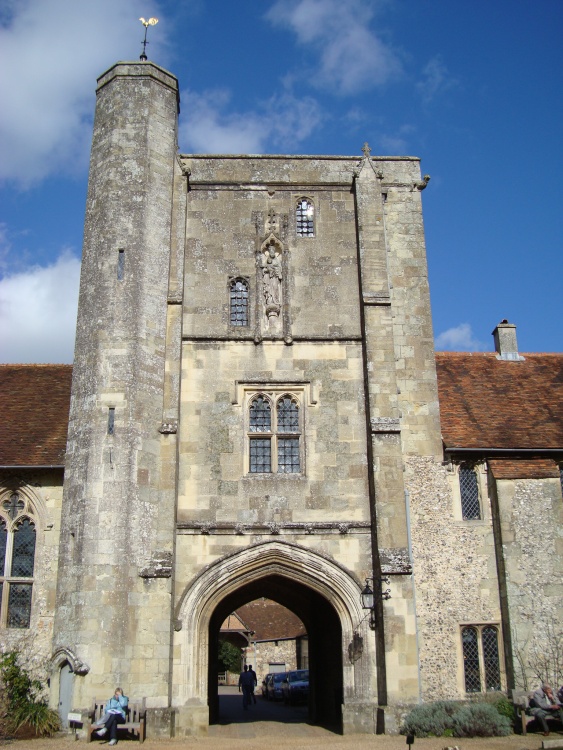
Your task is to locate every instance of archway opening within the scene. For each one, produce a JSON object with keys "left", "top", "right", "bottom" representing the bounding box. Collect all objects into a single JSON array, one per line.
[{"left": 208, "top": 573, "right": 343, "bottom": 731}]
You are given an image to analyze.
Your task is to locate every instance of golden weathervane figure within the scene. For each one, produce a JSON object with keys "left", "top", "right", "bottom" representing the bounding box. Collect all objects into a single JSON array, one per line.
[{"left": 139, "top": 17, "right": 158, "bottom": 61}]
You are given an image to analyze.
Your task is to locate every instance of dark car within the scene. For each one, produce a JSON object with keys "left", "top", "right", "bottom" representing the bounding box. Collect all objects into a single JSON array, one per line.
[
  {"left": 282, "top": 669, "right": 309, "bottom": 705},
  {"left": 266, "top": 671, "right": 286, "bottom": 701}
]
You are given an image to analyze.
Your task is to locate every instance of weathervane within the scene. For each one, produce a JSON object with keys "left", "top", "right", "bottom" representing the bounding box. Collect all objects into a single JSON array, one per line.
[{"left": 139, "top": 17, "right": 158, "bottom": 61}]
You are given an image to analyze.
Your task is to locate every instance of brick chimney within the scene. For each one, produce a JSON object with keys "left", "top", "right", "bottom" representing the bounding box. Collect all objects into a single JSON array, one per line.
[{"left": 492, "top": 319, "right": 525, "bottom": 360}]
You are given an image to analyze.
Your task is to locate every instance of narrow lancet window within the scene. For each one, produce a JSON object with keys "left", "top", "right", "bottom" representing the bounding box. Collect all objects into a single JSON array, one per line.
[
  {"left": 230, "top": 278, "right": 249, "bottom": 326},
  {"left": 296, "top": 198, "right": 314, "bottom": 237},
  {"left": 117, "top": 249, "right": 125, "bottom": 280}
]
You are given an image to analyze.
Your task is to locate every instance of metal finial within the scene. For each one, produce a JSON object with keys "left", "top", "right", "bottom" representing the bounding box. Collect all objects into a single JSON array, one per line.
[{"left": 139, "top": 17, "right": 158, "bottom": 61}]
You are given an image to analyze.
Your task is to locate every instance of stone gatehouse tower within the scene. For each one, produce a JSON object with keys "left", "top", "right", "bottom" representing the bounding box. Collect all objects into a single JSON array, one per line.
[{"left": 41, "top": 58, "right": 562, "bottom": 738}]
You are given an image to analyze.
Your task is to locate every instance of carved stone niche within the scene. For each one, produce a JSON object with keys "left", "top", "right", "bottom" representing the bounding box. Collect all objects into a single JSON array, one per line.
[{"left": 257, "top": 235, "right": 284, "bottom": 333}]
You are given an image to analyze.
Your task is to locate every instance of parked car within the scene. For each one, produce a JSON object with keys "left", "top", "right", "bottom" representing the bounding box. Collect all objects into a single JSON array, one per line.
[
  {"left": 266, "top": 671, "right": 286, "bottom": 701},
  {"left": 261, "top": 673, "right": 273, "bottom": 698},
  {"left": 282, "top": 669, "right": 309, "bottom": 705}
]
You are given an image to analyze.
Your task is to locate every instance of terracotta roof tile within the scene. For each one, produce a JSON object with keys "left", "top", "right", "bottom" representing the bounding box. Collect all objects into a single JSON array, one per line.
[
  {"left": 488, "top": 458, "right": 560, "bottom": 479},
  {"left": 235, "top": 599, "right": 306, "bottom": 641},
  {"left": 435, "top": 353, "right": 563, "bottom": 450},
  {"left": 0, "top": 365, "right": 72, "bottom": 466}
]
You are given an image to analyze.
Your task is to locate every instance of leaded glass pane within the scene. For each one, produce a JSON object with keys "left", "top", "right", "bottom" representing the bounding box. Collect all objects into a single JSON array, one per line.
[
  {"left": 11, "top": 518, "right": 36, "bottom": 577},
  {"left": 460, "top": 465, "right": 481, "bottom": 520},
  {"left": 462, "top": 627, "right": 481, "bottom": 692},
  {"left": 277, "top": 397, "right": 299, "bottom": 433},
  {"left": 482, "top": 626, "right": 501, "bottom": 691},
  {"left": 277, "top": 438, "right": 300, "bottom": 473},
  {"left": 249, "top": 396, "right": 271, "bottom": 432},
  {"left": 7, "top": 583, "right": 32, "bottom": 628},
  {"left": 3, "top": 493, "right": 24, "bottom": 520},
  {"left": 0, "top": 518, "right": 6, "bottom": 576},
  {"left": 296, "top": 199, "right": 314, "bottom": 237},
  {"left": 249, "top": 438, "right": 271, "bottom": 473},
  {"left": 230, "top": 279, "right": 249, "bottom": 327}
]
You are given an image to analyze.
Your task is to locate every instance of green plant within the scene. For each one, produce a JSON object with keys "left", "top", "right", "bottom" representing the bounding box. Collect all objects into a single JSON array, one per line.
[
  {"left": 400, "top": 701, "right": 458, "bottom": 737},
  {"left": 218, "top": 640, "right": 242, "bottom": 674},
  {"left": 0, "top": 651, "right": 60, "bottom": 737},
  {"left": 452, "top": 703, "right": 512, "bottom": 737}
]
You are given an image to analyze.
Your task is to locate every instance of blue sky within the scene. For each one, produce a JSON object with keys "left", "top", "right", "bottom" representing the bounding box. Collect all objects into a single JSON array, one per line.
[{"left": 1, "top": 0, "right": 561, "bottom": 363}]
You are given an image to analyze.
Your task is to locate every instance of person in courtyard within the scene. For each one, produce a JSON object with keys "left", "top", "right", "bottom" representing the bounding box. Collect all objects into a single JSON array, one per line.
[
  {"left": 248, "top": 664, "right": 258, "bottom": 704},
  {"left": 94, "top": 687, "right": 128, "bottom": 746},
  {"left": 238, "top": 665, "right": 255, "bottom": 710},
  {"left": 530, "top": 683, "right": 563, "bottom": 736}
]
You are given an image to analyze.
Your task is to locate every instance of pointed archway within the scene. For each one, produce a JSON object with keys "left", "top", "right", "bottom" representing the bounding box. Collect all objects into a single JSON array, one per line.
[
  {"left": 173, "top": 541, "right": 375, "bottom": 734},
  {"left": 208, "top": 574, "right": 342, "bottom": 727}
]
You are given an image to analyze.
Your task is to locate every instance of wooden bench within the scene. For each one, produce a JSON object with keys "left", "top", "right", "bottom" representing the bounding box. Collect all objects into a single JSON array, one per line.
[
  {"left": 86, "top": 698, "right": 146, "bottom": 743},
  {"left": 512, "top": 690, "right": 535, "bottom": 734}
]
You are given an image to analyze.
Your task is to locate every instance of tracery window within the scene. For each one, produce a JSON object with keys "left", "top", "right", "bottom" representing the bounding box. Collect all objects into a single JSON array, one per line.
[
  {"left": 248, "top": 393, "right": 302, "bottom": 474},
  {"left": 0, "top": 492, "right": 36, "bottom": 629},
  {"left": 229, "top": 278, "right": 249, "bottom": 327},
  {"left": 459, "top": 463, "right": 481, "bottom": 520},
  {"left": 296, "top": 198, "right": 314, "bottom": 237},
  {"left": 461, "top": 625, "right": 502, "bottom": 693}
]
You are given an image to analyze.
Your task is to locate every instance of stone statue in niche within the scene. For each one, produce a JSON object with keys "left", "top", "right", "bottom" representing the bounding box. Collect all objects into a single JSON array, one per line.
[
  {"left": 262, "top": 244, "right": 282, "bottom": 306},
  {"left": 259, "top": 241, "right": 283, "bottom": 330}
]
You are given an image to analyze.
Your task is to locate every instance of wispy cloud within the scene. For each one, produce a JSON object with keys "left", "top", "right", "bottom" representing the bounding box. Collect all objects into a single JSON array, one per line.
[
  {"left": 265, "top": 0, "right": 402, "bottom": 95},
  {"left": 0, "top": 0, "right": 164, "bottom": 188},
  {"left": 0, "top": 250, "right": 80, "bottom": 363},
  {"left": 416, "top": 56, "right": 457, "bottom": 104},
  {"left": 435, "top": 323, "right": 484, "bottom": 352},
  {"left": 180, "top": 87, "right": 322, "bottom": 154}
]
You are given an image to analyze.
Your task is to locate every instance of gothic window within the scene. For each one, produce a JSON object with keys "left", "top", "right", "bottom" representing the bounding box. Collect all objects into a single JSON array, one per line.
[
  {"left": 248, "top": 393, "right": 302, "bottom": 474},
  {"left": 0, "top": 493, "right": 37, "bottom": 629},
  {"left": 296, "top": 198, "right": 314, "bottom": 237},
  {"left": 459, "top": 463, "right": 481, "bottom": 520},
  {"left": 229, "top": 278, "right": 249, "bottom": 327},
  {"left": 461, "top": 625, "right": 502, "bottom": 693}
]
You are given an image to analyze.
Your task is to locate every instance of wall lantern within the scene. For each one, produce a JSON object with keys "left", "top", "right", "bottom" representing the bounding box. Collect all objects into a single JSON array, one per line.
[{"left": 360, "top": 577, "right": 391, "bottom": 630}]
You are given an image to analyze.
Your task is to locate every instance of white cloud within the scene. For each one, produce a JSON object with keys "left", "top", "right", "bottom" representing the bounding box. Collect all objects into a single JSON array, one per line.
[
  {"left": 180, "top": 88, "right": 322, "bottom": 154},
  {"left": 0, "top": 0, "right": 164, "bottom": 187},
  {"left": 435, "top": 323, "right": 484, "bottom": 352},
  {"left": 0, "top": 251, "right": 80, "bottom": 363},
  {"left": 416, "top": 56, "right": 457, "bottom": 104},
  {"left": 266, "top": 0, "right": 401, "bottom": 95}
]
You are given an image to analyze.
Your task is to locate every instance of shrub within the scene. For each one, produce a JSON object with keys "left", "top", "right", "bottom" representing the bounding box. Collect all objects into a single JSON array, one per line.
[
  {"left": 0, "top": 651, "right": 60, "bottom": 737},
  {"left": 492, "top": 695, "right": 516, "bottom": 723},
  {"left": 452, "top": 703, "right": 512, "bottom": 737},
  {"left": 401, "top": 699, "right": 513, "bottom": 738},
  {"left": 400, "top": 701, "right": 458, "bottom": 737}
]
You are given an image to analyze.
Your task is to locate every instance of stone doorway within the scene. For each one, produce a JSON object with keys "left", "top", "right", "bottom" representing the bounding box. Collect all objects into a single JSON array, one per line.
[{"left": 208, "top": 574, "right": 343, "bottom": 730}]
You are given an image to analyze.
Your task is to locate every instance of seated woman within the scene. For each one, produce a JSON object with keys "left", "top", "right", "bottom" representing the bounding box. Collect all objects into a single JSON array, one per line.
[{"left": 95, "top": 687, "right": 128, "bottom": 746}]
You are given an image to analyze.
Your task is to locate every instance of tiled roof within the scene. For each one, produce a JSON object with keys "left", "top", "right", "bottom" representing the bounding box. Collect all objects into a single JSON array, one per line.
[
  {"left": 435, "top": 353, "right": 563, "bottom": 450},
  {"left": 235, "top": 599, "right": 306, "bottom": 641},
  {"left": 488, "top": 458, "right": 560, "bottom": 479},
  {"left": 0, "top": 365, "right": 72, "bottom": 466}
]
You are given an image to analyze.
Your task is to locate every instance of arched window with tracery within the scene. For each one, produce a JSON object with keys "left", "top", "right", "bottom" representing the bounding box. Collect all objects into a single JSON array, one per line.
[
  {"left": 0, "top": 492, "right": 37, "bottom": 628},
  {"left": 461, "top": 624, "right": 502, "bottom": 693},
  {"left": 296, "top": 198, "right": 314, "bottom": 237},
  {"left": 229, "top": 278, "right": 249, "bottom": 327},
  {"left": 248, "top": 392, "right": 302, "bottom": 474}
]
